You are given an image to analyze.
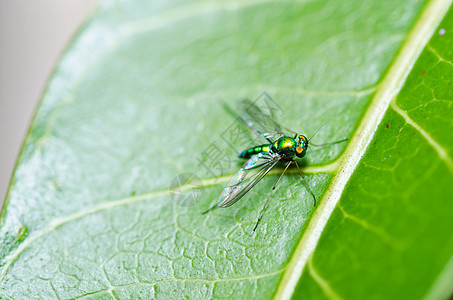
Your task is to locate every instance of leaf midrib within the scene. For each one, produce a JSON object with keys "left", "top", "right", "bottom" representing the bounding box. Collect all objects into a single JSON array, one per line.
[{"left": 274, "top": 0, "right": 453, "bottom": 298}]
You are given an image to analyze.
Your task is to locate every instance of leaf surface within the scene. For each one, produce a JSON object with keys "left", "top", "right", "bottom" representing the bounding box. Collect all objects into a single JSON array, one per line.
[
  {"left": 292, "top": 5, "right": 453, "bottom": 299},
  {"left": 1, "top": 0, "right": 451, "bottom": 299}
]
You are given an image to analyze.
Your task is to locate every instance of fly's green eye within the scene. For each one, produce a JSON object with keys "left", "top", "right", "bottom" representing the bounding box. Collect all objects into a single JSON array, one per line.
[{"left": 299, "top": 135, "right": 309, "bottom": 145}]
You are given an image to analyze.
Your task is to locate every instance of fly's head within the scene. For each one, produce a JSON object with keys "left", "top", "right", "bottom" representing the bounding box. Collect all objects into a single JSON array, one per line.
[{"left": 295, "top": 134, "right": 308, "bottom": 158}]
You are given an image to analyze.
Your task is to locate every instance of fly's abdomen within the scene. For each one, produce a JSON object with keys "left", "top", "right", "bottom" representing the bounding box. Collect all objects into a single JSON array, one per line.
[{"left": 238, "top": 144, "right": 271, "bottom": 159}]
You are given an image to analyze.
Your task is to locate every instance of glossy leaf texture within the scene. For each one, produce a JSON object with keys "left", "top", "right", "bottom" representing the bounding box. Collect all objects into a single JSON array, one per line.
[
  {"left": 293, "top": 6, "right": 453, "bottom": 300},
  {"left": 0, "top": 0, "right": 450, "bottom": 299}
]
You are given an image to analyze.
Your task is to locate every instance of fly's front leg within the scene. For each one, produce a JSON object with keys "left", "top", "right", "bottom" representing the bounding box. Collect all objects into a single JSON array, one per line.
[{"left": 294, "top": 160, "right": 316, "bottom": 206}]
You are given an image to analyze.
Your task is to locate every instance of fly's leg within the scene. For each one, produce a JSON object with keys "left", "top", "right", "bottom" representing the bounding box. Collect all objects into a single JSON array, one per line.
[
  {"left": 294, "top": 160, "right": 316, "bottom": 206},
  {"left": 250, "top": 161, "right": 292, "bottom": 235},
  {"left": 202, "top": 204, "right": 218, "bottom": 215},
  {"left": 310, "top": 138, "right": 348, "bottom": 147}
]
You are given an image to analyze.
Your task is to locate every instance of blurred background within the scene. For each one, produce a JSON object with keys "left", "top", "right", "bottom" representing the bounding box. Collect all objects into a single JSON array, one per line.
[{"left": 0, "top": 0, "right": 95, "bottom": 207}]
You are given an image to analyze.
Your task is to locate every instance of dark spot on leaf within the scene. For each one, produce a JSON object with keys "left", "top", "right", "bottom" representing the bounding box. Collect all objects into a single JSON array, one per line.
[
  {"left": 385, "top": 123, "right": 390, "bottom": 129},
  {"left": 16, "top": 225, "right": 28, "bottom": 241},
  {"left": 419, "top": 70, "right": 426, "bottom": 77}
]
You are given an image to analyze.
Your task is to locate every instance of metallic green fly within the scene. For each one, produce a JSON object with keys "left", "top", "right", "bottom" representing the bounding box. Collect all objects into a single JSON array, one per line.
[{"left": 204, "top": 99, "right": 346, "bottom": 235}]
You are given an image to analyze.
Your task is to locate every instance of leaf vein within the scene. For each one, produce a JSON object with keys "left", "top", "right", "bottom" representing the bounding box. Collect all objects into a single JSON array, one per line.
[
  {"left": 0, "top": 162, "right": 337, "bottom": 284},
  {"left": 74, "top": 269, "right": 284, "bottom": 299},
  {"left": 307, "top": 255, "right": 343, "bottom": 300},
  {"left": 337, "top": 205, "right": 403, "bottom": 250},
  {"left": 390, "top": 100, "right": 453, "bottom": 173}
]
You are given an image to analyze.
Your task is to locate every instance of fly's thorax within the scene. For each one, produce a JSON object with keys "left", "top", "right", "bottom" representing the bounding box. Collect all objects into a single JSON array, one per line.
[{"left": 272, "top": 136, "right": 297, "bottom": 157}]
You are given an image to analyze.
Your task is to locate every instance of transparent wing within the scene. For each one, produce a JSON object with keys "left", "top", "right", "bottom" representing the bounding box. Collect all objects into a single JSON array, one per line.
[
  {"left": 217, "top": 151, "right": 282, "bottom": 208},
  {"left": 237, "top": 99, "right": 285, "bottom": 142}
]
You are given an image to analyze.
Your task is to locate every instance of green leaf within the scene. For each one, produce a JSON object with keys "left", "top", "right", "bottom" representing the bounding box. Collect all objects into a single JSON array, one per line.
[
  {"left": 291, "top": 4, "right": 453, "bottom": 299},
  {"left": 0, "top": 0, "right": 451, "bottom": 299}
]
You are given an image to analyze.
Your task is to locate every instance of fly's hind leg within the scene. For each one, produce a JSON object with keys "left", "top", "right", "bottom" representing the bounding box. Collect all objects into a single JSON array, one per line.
[
  {"left": 202, "top": 204, "right": 218, "bottom": 215},
  {"left": 250, "top": 161, "right": 293, "bottom": 235}
]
